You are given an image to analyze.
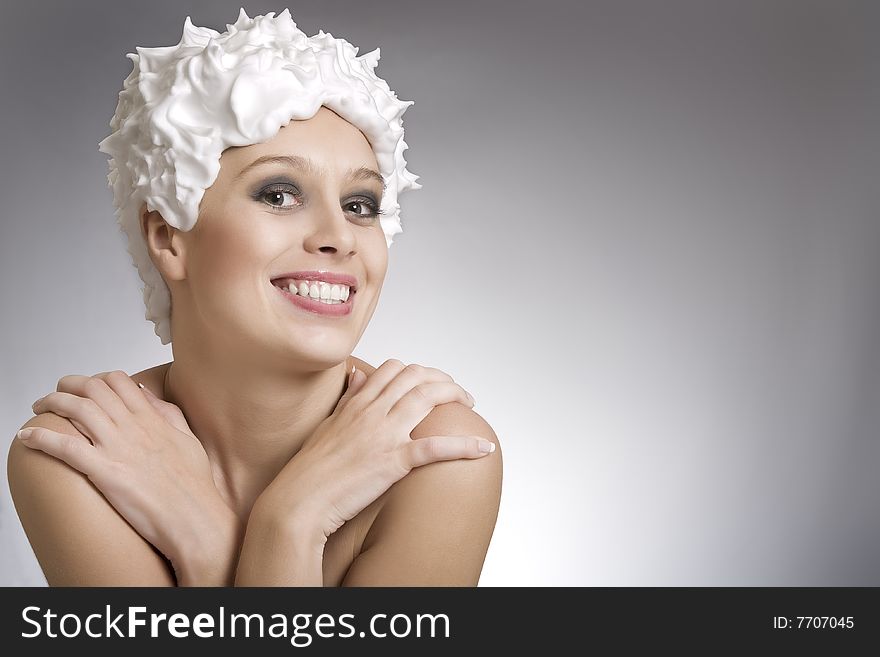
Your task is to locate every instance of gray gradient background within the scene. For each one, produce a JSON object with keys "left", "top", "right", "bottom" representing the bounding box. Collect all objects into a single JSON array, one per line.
[{"left": 1, "top": 0, "right": 877, "bottom": 585}]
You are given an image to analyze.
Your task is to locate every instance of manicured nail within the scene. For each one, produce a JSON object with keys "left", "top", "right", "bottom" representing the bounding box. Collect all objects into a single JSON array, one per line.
[
  {"left": 137, "top": 382, "right": 145, "bottom": 389},
  {"left": 31, "top": 396, "right": 44, "bottom": 411},
  {"left": 478, "top": 439, "right": 495, "bottom": 453},
  {"left": 17, "top": 428, "right": 35, "bottom": 441}
]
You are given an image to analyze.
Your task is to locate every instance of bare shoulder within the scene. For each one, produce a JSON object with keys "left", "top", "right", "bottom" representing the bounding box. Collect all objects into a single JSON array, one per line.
[
  {"left": 352, "top": 356, "right": 503, "bottom": 484},
  {"left": 341, "top": 358, "right": 503, "bottom": 585},
  {"left": 7, "top": 410, "right": 176, "bottom": 585},
  {"left": 396, "top": 399, "right": 503, "bottom": 517},
  {"left": 349, "top": 355, "right": 503, "bottom": 464}
]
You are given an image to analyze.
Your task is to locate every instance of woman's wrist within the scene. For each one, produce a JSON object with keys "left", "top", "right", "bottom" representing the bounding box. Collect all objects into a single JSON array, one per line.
[
  {"left": 173, "top": 500, "right": 244, "bottom": 586},
  {"left": 253, "top": 451, "right": 332, "bottom": 537},
  {"left": 252, "top": 483, "right": 325, "bottom": 529},
  {"left": 234, "top": 498, "right": 327, "bottom": 586}
]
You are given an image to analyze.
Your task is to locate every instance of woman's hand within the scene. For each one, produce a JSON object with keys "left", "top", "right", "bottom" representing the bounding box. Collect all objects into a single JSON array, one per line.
[
  {"left": 19, "top": 370, "right": 240, "bottom": 585},
  {"left": 255, "top": 359, "right": 494, "bottom": 543}
]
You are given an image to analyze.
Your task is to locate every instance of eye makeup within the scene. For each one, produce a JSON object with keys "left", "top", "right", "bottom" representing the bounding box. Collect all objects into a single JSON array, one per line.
[{"left": 250, "top": 175, "right": 385, "bottom": 220}]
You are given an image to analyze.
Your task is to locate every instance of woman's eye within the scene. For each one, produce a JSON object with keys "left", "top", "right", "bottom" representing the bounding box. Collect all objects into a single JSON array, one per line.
[
  {"left": 258, "top": 185, "right": 301, "bottom": 210},
  {"left": 255, "top": 184, "right": 381, "bottom": 222},
  {"left": 345, "top": 198, "right": 381, "bottom": 221}
]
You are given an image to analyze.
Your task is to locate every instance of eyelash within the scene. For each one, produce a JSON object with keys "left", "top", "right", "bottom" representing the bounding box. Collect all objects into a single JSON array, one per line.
[{"left": 254, "top": 183, "right": 385, "bottom": 222}]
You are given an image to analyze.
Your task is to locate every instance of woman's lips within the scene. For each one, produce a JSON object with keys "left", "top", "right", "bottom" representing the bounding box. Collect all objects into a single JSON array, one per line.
[{"left": 272, "top": 282, "right": 355, "bottom": 317}]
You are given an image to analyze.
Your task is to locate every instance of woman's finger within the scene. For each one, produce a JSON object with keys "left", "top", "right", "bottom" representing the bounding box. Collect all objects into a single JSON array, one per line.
[
  {"left": 372, "top": 363, "right": 465, "bottom": 416},
  {"left": 334, "top": 367, "right": 368, "bottom": 413},
  {"left": 403, "top": 434, "right": 495, "bottom": 469},
  {"left": 344, "top": 358, "right": 407, "bottom": 408},
  {"left": 91, "top": 370, "right": 153, "bottom": 416},
  {"left": 138, "top": 384, "right": 176, "bottom": 421},
  {"left": 16, "top": 426, "right": 101, "bottom": 476},
  {"left": 387, "top": 380, "right": 475, "bottom": 429},
  {"left": 137, "top": 383, "right": 196, "bottom": 438},
  {"left": 31, "top": 391, "right": 115, "bottom": 446},
  {"left": 54, "top": 374, "right": 131, "bottom": 424},
  {"left": 138, "top": 382, "right": 168, "bottom": 410}
]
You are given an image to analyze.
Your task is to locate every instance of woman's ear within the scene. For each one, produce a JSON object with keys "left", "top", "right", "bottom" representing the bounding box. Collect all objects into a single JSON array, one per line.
[{"left": 140, "top": 201, "right": 187, "bottom": 282}]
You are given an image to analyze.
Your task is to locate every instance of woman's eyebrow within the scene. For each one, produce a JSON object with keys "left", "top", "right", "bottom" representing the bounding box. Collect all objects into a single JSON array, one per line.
[{"left": 233, "top": 154, "right": 386, "bottom": 190}]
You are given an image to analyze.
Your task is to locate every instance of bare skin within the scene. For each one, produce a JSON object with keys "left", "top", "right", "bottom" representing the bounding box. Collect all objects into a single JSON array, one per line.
[
  {"left": 131, "top": 357, "right": 419, "bottom": 585},
  {"left": 7, "top": 107, "right": 502, "bottom": 586}
]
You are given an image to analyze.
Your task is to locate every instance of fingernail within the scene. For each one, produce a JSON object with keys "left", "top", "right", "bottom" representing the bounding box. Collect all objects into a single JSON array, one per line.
[
  {"left": 478, "top": 439, "right": 495, "bottom": 453},
  {"left": 31, "top": 396, "right": 44, "bottom": 411},
  {"left": 466, "top": 392, "right": 475, "bottom": 405},
  {"left": 17, "top": 428, "right": 35, "bottom": 441},
  {"left": 137, "top": 382, "right": 145, "bottom": 389}
]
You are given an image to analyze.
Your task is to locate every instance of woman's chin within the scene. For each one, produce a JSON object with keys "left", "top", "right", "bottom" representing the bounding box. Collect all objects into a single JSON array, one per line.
[{"left": 274, "top": 339, "right": 353, "bottom": 365}]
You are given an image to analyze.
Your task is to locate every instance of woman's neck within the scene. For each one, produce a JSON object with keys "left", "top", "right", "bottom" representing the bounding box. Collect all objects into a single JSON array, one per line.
[{"left": 161, "top": 353, "right": 353, "bottom": 522}]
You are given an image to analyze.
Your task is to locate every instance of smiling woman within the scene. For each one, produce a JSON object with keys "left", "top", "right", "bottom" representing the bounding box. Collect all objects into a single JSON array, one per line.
[
  {"left": 7, "top": 8, "right": 502, "bottom": 587},
  {"left": 152, "top": 108, "right": 391, "bottom": 368}
]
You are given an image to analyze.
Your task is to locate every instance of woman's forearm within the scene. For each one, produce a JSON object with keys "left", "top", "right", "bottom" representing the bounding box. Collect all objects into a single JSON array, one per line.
[
  {"left": 173, "top": 482, "right": 328, "bottom": 586},
  {"left": 177, "top": 550, "right": 238, "bottom": 586},
  {"left": 233, "top": 500, "right": 327, "bottom": 586},
  {"left": 174, "top": 504, "right": 245, "bottom": 586}
]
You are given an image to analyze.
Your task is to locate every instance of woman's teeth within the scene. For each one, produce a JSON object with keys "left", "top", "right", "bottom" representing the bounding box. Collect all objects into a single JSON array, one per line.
[{"left": 279, "top": 280, "right": 351, "bottom": 304}]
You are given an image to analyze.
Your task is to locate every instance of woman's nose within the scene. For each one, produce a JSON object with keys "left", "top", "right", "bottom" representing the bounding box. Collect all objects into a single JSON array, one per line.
[{"left": 303, "top": 199, "right": 357, "bottom": 254}]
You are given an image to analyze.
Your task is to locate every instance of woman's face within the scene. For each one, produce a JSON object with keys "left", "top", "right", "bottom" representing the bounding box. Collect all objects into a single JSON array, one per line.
[{"left": 172, "top": 105, "right": 389, "bottom": 366}]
